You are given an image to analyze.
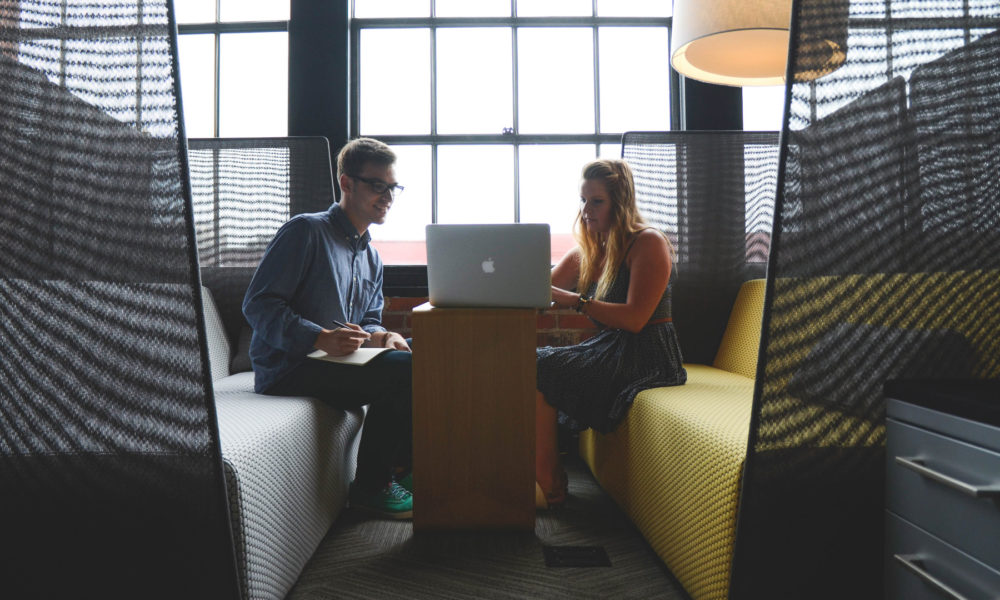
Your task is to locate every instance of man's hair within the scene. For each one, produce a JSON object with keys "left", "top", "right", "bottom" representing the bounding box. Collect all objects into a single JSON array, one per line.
[{"left": 336, "top": 137, "right": 396, "bottom": 182}]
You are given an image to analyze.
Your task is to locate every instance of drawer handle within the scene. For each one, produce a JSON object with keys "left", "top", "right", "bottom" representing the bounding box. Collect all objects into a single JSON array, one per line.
[
  {"left": 894, "top": 554, "right": 972, "bottom": 600},
  {"left": 895, "top": 456, "right": 1000, "bottom": 499}
]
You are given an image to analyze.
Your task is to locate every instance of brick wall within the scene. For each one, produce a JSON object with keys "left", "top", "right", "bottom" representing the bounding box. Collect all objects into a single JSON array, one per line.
[{"left": 383, "top": 296, "right": 600, "bottom": 348}]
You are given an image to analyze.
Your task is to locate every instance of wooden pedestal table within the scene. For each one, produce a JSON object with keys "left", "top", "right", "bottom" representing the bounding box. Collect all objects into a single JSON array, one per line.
[{"left": 411, "top": 302, "right": 536, "bottom": 532}]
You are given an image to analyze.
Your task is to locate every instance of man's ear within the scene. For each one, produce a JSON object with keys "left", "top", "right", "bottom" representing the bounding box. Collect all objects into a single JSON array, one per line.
[{"left": 339, "top": 173, "right": 353, "bottom": 195}]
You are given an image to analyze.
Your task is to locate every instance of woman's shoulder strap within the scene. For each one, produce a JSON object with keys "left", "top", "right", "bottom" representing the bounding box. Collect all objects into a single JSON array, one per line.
[{"left": 624, "top": 227, "right": 666, "bottom": 258}]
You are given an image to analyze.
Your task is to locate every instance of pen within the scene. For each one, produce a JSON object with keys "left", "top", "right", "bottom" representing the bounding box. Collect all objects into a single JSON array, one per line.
[{"left": 330, "top": 319, "right": 371, "bottom": 338}]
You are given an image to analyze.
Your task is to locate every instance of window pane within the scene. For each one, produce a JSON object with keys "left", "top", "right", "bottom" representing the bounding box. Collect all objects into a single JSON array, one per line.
[
  {"left": 177, "top": 34, "right": 215, "bottom": 138},
  {"left": 220, "top": 0, "right": 289, "bottom": 22},
  {"left": 437, "top": 28, "right": 512, "bottom": 135},
  {"left": 437, "top": 145, "right": 514, "bottom": 223},
  {"left": 599, "top": 27, "right": 670, "bottom": 133},
  {"left": 360, "top": 29, "right": 430, "bottom": 135},
  {"left": 436, "top": 0, "right": 510, "bottom": 17},
  {"left": 370, "top": 145, "right": 432, "bottom": 265},
  {"left": 743, "top": 85, "right": 785, "bottom": 131},
  {"left": 174, "top": 0, "right": 215, "bottom": 24},
  {"left": 354, "top": 0, "right": 429, "bottom": 18},
  {"left": 519, "top": 145, "right": 595, "bottom": 263},
  {"left": 600, "top": 143, "right": 621, "bottom": 158},
  {"left": 517, "top": 0, "right": 590, "bottom": 17},
  {"left": 518, "top": 28, "right": 593, "bottom": 134},
  {"left": 597, "top": 0, "right": 670, "bottom": 17},
  {"left": 219, "top": 32, "right": 288, "bottom": 136}
]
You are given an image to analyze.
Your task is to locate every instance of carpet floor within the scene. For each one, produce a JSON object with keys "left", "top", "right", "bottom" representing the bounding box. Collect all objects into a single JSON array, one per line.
[{"left": 286, "top": 456, "right": 691, "bottom": 600}]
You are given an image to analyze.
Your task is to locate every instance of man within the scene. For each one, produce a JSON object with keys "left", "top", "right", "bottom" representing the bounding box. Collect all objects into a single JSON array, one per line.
[{"left": 243, "top": 137, "right": 413, "bottom": 518}]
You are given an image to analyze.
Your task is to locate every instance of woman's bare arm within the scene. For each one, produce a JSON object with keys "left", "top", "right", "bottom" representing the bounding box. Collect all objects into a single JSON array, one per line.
[{"left": 574, "top": 230, "right": 670, "bottom": 333}]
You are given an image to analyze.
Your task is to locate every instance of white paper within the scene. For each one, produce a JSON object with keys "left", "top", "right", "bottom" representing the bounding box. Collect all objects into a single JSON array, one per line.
[{"left": 307, "top": 347, "right": 391, "bottom": 366}]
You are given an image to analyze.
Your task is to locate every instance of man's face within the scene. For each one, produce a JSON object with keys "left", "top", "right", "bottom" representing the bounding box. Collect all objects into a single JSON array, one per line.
[{"left": 342, "top": 162, "right": 398, "bottom": 229}]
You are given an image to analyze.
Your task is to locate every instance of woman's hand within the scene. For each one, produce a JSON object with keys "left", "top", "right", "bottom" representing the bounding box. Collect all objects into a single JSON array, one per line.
[
  {"left": 550, "top": 286, "right": 580, "bottom": 310},
  {"left": 314, "top": 323, "right": 370, "bottom": 356}
]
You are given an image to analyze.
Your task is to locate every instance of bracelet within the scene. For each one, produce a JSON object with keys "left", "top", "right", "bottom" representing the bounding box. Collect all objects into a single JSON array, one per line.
[{"left": 575, "top": 294, "right": 592, "bottom": 313}]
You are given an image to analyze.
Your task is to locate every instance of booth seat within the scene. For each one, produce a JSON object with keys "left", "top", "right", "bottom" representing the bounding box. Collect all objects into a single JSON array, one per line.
[
  {"left": 200, "top": 284, "right": 364, "bottom": 600},
  {"left": 580, "top": 271, "right": 993, "bottom": 600},
  {"left": 580, "top": 278, "right": 764, "bottom": 600}
]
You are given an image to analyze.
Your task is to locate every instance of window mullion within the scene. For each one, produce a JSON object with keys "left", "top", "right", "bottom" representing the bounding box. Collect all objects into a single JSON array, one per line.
[
  {"left": 431, "top": 145, "right": 438, "bottom": 224},
  {"left": 430, "top": 27, "right": 437, "bottom": 137},
  {"left": 212, "top": 0, "right": 221, "bottom": 137},
  {"left": 511, "top": 7, "right": 520, "bottom": 222},
  {"left": 513, "top": 144, "right": 520, "bottom": 222},
  {"left": 213, "top": 35, "right": 220, "bottom": 137},
  {"left": 593, "top": 25, "right": 600, "bottom": 136}
]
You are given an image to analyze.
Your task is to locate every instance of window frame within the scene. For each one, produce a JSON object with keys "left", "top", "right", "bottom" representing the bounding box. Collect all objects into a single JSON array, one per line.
[
  {"left": 349, "top": 10, "right": 677, "bottom": 236},
  {"left": 177, "top": 6, "right": 289, "bottom": 138}
]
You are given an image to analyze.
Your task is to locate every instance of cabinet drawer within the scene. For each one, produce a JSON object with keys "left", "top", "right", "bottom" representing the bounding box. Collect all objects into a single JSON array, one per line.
[
  {"left": 886, "top": 419, "right": 1000, "bottom": 570},
  {"left": 886, "top": 511, "right": 1000, "bottom": 600}
]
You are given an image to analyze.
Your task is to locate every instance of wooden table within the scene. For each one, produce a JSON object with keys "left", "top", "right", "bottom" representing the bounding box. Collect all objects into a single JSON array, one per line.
[{"left": 411, "top": 302, "right": 536, "bottom": 532}]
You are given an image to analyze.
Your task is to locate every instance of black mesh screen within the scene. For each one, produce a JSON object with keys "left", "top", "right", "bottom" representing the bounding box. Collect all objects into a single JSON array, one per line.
[
  {"left": 0, "top": 2, "right": 240, "bottom": 597},
  {"left": 731, "top": 1, "right": 1000, "bottom": 598},
  {"left": 189, "top": 137, "right": 336, "bottom": 352},
  {"left": 623, "top": 131, "right": 780, "bottom": 364}
]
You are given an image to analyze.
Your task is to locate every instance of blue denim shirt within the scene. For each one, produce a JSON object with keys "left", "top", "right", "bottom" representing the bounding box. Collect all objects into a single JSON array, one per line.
[{"left": 243, "top": 203, "right": 387, "bottom": 392}]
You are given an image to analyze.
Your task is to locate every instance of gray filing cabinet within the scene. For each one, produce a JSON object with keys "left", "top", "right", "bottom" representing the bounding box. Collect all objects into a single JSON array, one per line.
[{"left": 885, "top": 380, "right": 1000, "bottom": 600}]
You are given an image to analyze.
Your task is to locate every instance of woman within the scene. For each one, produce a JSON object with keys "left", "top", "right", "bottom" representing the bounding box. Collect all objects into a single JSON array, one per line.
[{"left": 535, "top": 158, "right": 687, "bottom": 508}]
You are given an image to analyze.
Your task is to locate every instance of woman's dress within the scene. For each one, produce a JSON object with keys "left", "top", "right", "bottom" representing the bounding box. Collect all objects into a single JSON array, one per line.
[{"left": 536, "top": 256, "right": 686, "bottom": 433}]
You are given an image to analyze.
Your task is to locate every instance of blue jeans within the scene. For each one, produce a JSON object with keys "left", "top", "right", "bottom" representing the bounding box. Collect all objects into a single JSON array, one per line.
[{"left": 267, "top": 347, "right": 412, "bottom": 491}]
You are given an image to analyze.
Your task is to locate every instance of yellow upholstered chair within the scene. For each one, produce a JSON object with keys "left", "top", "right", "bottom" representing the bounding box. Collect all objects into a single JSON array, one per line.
[{"left": 580, "top": 279, "right": 765, "bottom": 600}]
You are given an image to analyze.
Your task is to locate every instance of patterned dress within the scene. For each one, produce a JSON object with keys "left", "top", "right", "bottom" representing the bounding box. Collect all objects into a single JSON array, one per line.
[{"left": 537, "top": 250, "right": 687, "bottom": 434}]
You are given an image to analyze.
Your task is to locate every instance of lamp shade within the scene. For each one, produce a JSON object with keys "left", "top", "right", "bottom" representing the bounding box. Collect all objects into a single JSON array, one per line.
[{"left": 671, "top": 0, "right": 847, "bottom": 87}]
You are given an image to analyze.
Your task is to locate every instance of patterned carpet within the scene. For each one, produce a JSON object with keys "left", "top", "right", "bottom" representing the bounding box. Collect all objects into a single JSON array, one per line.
[{"left": 286, "top": 457, "right": 691, "bottom": 600}]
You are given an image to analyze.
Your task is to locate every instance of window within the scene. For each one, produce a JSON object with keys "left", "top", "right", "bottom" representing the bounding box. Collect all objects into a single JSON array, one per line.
[
  {"left": 175, "top": 0, "right": 289, "bottom": 138},
  {"left": 742, "top": 85, "right": 785, "bottom": 131},
  {"left": 352, "top": 0, "right": 675, "bottom": 264}
]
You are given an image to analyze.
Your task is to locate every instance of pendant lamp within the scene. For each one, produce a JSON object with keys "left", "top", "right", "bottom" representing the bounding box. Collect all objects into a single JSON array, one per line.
[{"left": 670, "top": 0, "right": 848, "bottom": 87}]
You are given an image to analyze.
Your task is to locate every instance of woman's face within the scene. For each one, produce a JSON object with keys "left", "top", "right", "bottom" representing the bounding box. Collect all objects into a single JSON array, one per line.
[{"left": 580, "top": 178, "right": 613, "bottom": 235}]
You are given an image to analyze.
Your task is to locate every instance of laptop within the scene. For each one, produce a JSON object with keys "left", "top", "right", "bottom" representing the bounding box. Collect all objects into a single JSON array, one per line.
[{"left": 425, "top": 223, "right": 552, "bottom": 309}]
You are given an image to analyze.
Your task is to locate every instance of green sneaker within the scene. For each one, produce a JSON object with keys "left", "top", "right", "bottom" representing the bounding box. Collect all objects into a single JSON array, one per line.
[
  {"left": 349, "top": 480, "right": 412, "bottom": 519},
  {"left": 396, "top": 472, "right": 413, "bottom": 493}
]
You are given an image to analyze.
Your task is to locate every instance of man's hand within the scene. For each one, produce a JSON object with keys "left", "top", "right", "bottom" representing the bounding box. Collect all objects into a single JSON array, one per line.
[
  {"left": 314, "top": 323, "right": 371, "bottom": 356},
  {"left": 382, "top": 331, "right": 411, "bottom": 352}
]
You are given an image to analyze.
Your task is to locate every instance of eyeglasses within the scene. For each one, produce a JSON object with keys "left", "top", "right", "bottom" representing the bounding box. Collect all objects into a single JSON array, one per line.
[{"left": 350, "top": 175, "right": 405, "bottom": 197}]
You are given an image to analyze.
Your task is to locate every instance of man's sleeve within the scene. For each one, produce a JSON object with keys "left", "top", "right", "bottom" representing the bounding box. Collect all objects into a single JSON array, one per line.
[
  {"left": 242, "top": 218, "right": 324, "bottom": 356},
  {"left": 360, "top": 260, "right": 387, "bottom": 335}
]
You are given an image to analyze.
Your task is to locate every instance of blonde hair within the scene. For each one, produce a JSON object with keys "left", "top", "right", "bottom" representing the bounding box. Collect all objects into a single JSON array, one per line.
[{"left": 574, "top": 159, "right": 671, "bottom": 299}]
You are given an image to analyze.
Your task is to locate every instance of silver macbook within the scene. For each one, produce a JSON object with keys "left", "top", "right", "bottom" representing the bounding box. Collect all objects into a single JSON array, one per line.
[{"left": 425, "top": 223, "right": 552, "bottom": 309}]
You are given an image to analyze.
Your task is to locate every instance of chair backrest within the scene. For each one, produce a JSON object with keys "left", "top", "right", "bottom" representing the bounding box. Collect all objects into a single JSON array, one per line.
[
  {"left": 713, "top": 279, "right": 766, "bottom": 379},
  {"left": 731, "top": 2, "right": 1000, "bottom": 597},
  {"left": 189, "top": 137, "right": 336, "bottom": 368},
  {"left": 0, "top": 2, "right": 240, "bottom": 597},
  {"left": 202, "top": 286, "right": 232, "bottom": 381},
  {"left": 622, "top": 131, "right": 779, "bottom": 365}
]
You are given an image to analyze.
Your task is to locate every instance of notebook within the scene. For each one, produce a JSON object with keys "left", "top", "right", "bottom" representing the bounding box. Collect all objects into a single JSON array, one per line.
[{"left": 425, "top": 223, "right": 552, "bottom": 309}]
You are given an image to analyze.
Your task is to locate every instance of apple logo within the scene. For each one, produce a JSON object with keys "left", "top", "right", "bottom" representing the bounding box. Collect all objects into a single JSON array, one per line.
[{"left": 481, "top": 257, "right": 495, "bottom": 274}]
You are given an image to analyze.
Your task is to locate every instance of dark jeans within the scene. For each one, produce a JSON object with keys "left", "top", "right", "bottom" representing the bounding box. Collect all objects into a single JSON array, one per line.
[{"left": 267, "top": 348, "right": 412, "bottom": 491}]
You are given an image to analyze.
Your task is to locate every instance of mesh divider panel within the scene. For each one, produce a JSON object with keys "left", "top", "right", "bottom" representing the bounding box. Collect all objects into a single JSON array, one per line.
[
  {"left": 731, "top": 2, "right": 1000, "bottom": 598},
  {"left": 0, "top": 2, "right": 240, "bottom": 597},
  {"left": 622, "top": 132, "right": 779, "bottom": 365}
]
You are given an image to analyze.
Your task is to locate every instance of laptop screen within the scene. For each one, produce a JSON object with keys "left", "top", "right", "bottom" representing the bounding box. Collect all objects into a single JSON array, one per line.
[{"left": 425, "top": 223, "right": 552, "bottom": 309}]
